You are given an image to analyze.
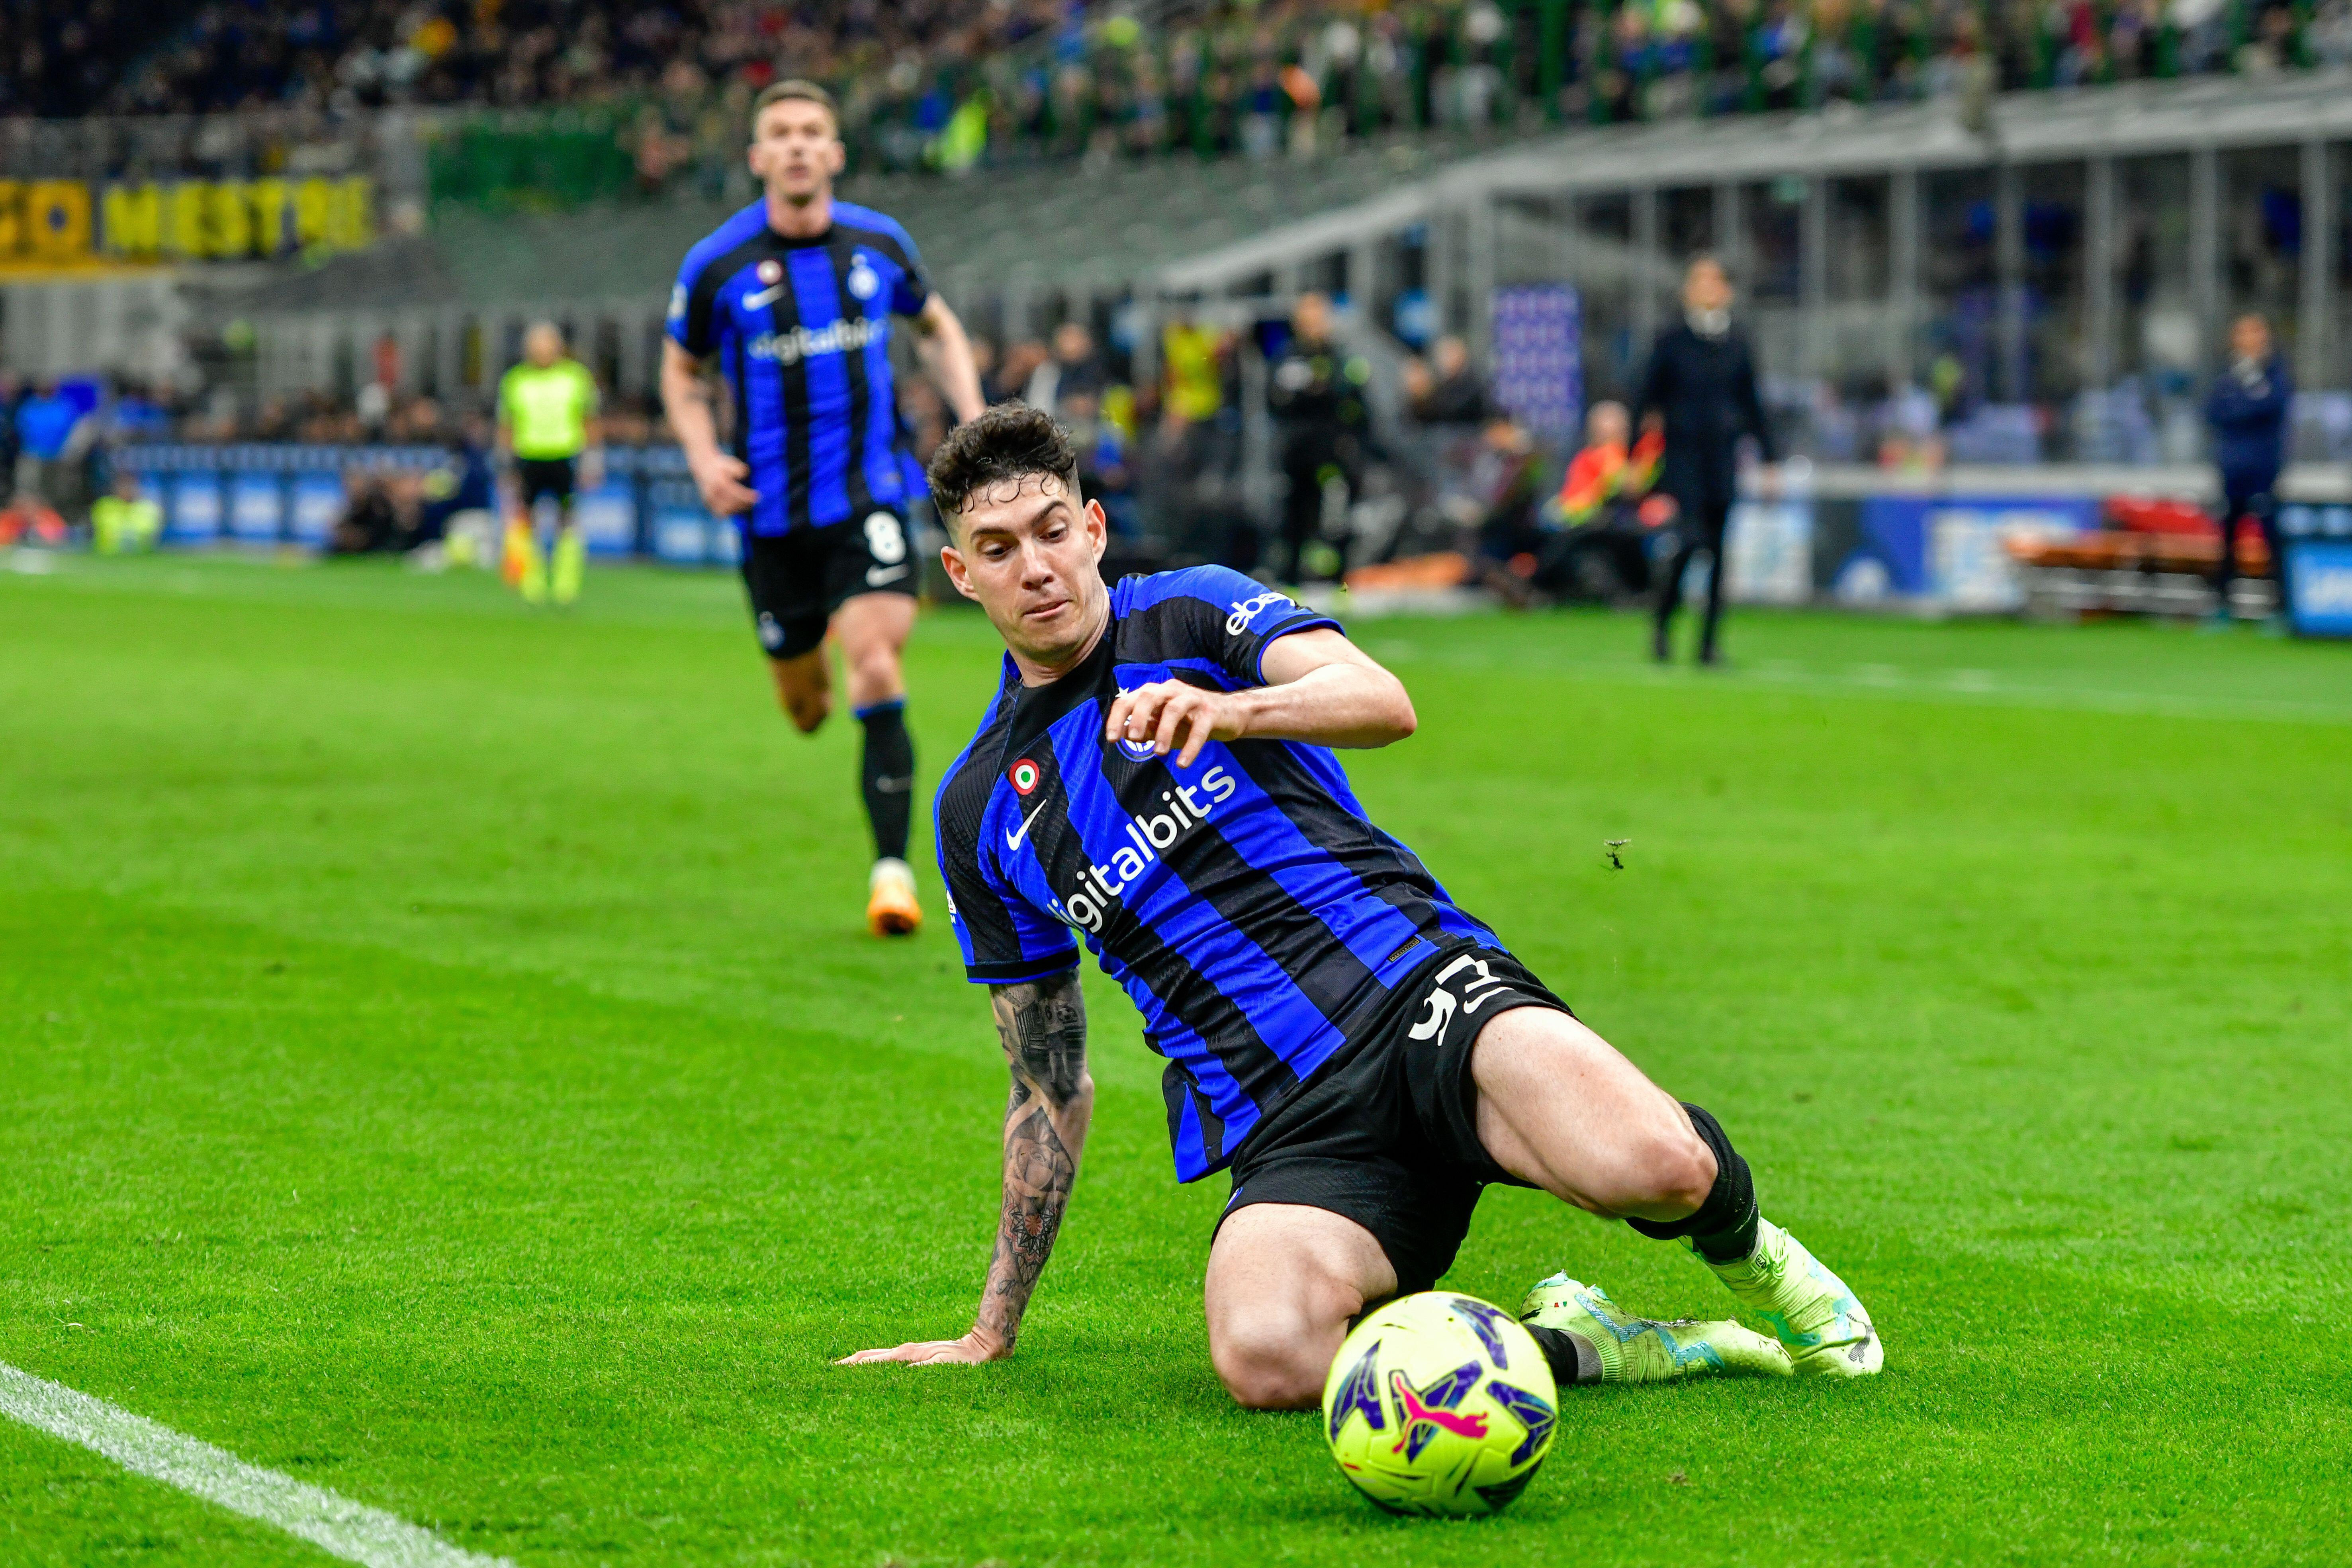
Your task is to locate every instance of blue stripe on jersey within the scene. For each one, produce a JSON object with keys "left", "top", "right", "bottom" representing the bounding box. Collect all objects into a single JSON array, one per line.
[
  {"left": 1100, "top": 959, "right": 1261, "bottom": 1170},
  {"left": 743, "top": 303, "right": 791, "bottom": 538},
  {"left": 1263, "top": 737, "right": 1498, "bottom": 948},
  {"left": 1043, "top": 713, "right": 1351, "bottom": 1102},
  {"left": 857, "top": 277, "right": 901, "bottom": 507},
  {"left": 787, "top": 248, "right": 853, "bottom": 525},
  {"left": 1170, "top": 734, "right": 1431, "bottom": 983}
]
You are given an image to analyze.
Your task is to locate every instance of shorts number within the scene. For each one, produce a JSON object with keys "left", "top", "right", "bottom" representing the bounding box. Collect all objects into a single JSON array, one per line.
[{"left": 864, "top": 511, "right": 907, "bottom": 565}]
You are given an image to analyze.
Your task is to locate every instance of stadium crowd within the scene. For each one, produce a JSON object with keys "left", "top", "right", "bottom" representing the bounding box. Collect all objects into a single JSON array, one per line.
[{"left": 12, "top": 0, "right": 2347, "bottom": 175}]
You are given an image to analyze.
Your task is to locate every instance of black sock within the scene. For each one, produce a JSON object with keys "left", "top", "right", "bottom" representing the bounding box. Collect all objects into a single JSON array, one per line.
[
  {"left": 857, "top": 699, "right": 914, "bottom": 861},
  {"left": 1525, "top": 1323, "right": 1601, "bottom": 1386},
  {"left": 1624, "top": 1102, "right": 1760, "bottom": 1263}
]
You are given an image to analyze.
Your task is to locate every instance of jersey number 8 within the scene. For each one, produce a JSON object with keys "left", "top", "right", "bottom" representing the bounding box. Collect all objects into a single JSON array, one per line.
[{"left": 864, "top": 510, "right": 908, "bottom": 565}]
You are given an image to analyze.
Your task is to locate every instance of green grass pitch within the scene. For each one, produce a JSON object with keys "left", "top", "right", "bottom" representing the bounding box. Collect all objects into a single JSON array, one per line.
[{"left": 2, "top": 552, "right": 2348, "bottom": 1566}]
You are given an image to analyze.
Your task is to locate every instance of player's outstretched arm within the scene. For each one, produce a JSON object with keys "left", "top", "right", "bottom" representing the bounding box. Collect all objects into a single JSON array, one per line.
[
  {"left": 837, "top": 969, "right": 1094, "bottom": 1367},
  {"left": 910, "top": 294, "right": 986, "bottom": 424},
  {"left": 1103, "top": 628, "right": 1417, "bottom": 767}
]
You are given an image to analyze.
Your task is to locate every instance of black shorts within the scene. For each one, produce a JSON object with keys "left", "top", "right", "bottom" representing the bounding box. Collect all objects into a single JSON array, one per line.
[
  {"left": 516, "top": 456, "right": 576, "bottom": 507},
  {"left": 740, "top": 507, "right": 918, "bottom": 661},
  {"left": 1214, "top": 942, "right": 1573, "bottom": 1295}
]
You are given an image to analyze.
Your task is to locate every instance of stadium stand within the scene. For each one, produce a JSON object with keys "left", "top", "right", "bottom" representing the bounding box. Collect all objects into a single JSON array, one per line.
[{"left": 11, "top": 0, "right": 2346, "bottom": 176}]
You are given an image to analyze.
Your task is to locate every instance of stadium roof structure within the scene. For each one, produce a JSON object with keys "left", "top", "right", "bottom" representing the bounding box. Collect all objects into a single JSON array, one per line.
[
  {"left": 233, "top": 69, "right": 2351, "bottom": 319},
  {"left": 1153, "top": 69, "right": 2352, "bottom": 295}
]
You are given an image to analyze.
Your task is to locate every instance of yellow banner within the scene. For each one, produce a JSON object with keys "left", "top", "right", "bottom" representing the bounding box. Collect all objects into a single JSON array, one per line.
[{"left": 0, "top": 176, "right": 374, "bottom": 269}]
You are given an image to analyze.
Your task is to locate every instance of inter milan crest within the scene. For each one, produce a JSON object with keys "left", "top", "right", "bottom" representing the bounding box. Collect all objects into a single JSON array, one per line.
[
  {"left": 846, "top": 258, "right": 880, "bottom": 300},
  {"left": 1008, "top": 758, "right": 1041, "bottom": 795},
  {"left": 1115, "top": 734, "right": 1158, "bottom": 763},
  {"left": 756, "top": 258, "right": 783, "bottom": 284}
]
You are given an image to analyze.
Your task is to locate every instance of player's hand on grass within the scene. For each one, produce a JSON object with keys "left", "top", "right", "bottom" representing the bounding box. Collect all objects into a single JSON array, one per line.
[
  {"left": 1106, "top": 679, "right": 1244, "bottom": 767},
  {"left": 689, "top": 452, "right": 759, "bottom": 517},
  {"left": 836, "top": 1329, "right": 1008, "bottom": 1367}
]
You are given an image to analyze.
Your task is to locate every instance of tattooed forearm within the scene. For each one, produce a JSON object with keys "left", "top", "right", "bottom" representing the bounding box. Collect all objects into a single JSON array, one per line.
[
  {"left": 977, "top": 1096, "right": 1078, "bottom": 1348},
  {"left": 975, "top": 971, "right": 1092, "bottom": 1351},
  {"left": 990, "top": 969, "right": 1088, "bottom": 1107}
]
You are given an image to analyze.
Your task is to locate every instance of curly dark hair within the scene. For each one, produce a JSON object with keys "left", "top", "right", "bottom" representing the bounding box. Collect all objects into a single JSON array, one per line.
[{"left": 925, "top": 402, "right": 1080, "bottom": 528}]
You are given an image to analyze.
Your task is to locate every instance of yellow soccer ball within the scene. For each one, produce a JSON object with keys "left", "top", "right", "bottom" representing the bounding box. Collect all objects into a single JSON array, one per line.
[{"left": 1321, "top": 1290, "right": 1559, "bottom": 1517}]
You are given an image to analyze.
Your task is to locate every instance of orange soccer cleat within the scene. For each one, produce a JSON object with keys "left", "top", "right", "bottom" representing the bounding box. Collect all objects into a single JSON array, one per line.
[{"left": 866, "top": 857, "right": 922, "bottom": 937}]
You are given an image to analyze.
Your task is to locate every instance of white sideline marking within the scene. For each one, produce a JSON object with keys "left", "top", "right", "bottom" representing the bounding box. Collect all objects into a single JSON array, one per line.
[{"left": 0, "top": 1361, "right": 514, "bottom": 1568}]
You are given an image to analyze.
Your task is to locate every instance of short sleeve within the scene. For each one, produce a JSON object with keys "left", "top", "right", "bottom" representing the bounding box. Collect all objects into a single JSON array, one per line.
[
  {"left": 1125, "top": 565, "right": 1343, "bottom": 688},
  {"left": 887, "top": 234, "right": 931, "bottom": 317},
  {"left": 936, "top": 775, "right": 1079, "bottom": 987},
  {"left": 667, "top": 252, "right": 717, "bottom": 356},
  {"left": 575, "top": 362, "right": 601, "bottom": 416}
]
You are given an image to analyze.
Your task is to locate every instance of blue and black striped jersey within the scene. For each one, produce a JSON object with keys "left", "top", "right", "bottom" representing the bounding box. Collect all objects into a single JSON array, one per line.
[
  {"left": 667, "top": 199, "right": 930, "bottom": 534},
  {"left": 935, "top": 566, "right": 1506, "bottom": 1182}
]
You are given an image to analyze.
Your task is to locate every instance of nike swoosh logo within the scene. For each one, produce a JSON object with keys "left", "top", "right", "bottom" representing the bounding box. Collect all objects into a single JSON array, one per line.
[
  {"left": 1004, "top": 798, "right": 1049, "bottom": 850},
  {"left": 865, "top": 564, "right": 910, "bottom": 585},
  {"left": 744, "top": 283, "right": 785, "bottom": 309}
]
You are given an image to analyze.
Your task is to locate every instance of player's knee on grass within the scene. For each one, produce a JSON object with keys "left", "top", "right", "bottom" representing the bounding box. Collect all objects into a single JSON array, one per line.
[
  {"left": 1205, "top": 1206, "right": 1391, "bottom": 1411},
  {"left": 1209, "top": 1316, "right": 1330, "bottom": 1411}
]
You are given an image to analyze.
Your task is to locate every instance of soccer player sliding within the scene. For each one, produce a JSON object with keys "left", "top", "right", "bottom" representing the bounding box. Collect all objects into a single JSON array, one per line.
[
  {"left": 660, "top": 80, "right": 985, "bottom": 937},
  {"left": 841, "top": 405, "right": 1882, "bottom": 1405}
]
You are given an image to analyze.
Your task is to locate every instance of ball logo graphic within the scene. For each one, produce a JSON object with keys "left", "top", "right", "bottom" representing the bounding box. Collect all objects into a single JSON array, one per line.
[
  {"left": 757, "top": 259, "right": 783, "bottom": 285},
  {"left": 1008, "top": 758, "right": 1041, "bottom": 795},
  {"left": 1323, "top": 1292, "right": 1556, "bottom": 1517},
  {"left": 847, "top": 258, "right": 880, "bottom": 300}
]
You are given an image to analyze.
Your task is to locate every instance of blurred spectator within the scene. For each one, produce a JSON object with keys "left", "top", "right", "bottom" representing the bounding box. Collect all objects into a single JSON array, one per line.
[
  {"left": 1546, "top": 400, "right": 1665, "bottom": 601},
  {"left": 92, "top": 473, "right": 164, "bottom": 555},
  {"left": 419, "top": 414, "right": 497, "bottom": 545},
  {"left": 330, "top": 471, "right": 421, "bottom": 555},
  {"left": 1266, "top": 291, "right": 1370, "bottom": 583},
  {"left": 14, "top": 383, "right": 94, "bottom": 524},
  {"left": 1406, "top": 335, "right": 1491, "bottom": 427},
  {"left": 10, "top": 0, "right": 2330, "bottom": 182},
  {"left": 1462, "top": 415, "right": 1551, "bottom": 603},
  {"left": 1063, "top": 389, "right": 1138, "bottom": 535},
  {"left": 1024, "top": 321, "right": 1109, "bottom": 416},
  {"left": 2204, "top": 311, "right": 2291, "bottom": 624},
  {"left": 996, "top": 338, "right": 1052, "bottom": 407},
  {"left": 1552, "top": 400, "right": 1661, "bottom": 527},
  {"left": 1160, "top": 312, "right": 1230, "bottom": 427}
]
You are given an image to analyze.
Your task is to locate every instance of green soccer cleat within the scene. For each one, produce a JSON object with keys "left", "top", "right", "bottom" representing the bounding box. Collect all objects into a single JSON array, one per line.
[
  {"left": 551, "top": 527, "right": 585, "bottom": 606},
  {"left": 1698, "top": 1218, "right": 1883, "bottom": 1377},
  {"left": 1518, "top": 1274, "right": 1793, "bottom": 1384}
]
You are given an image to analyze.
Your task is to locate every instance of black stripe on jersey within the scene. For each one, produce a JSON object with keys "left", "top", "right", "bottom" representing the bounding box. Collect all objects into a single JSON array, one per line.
[
  {"left": 1114, "top": 592, "right": 1234, "bottom": 673},
  {"left": 1001, "top": 652, "right": 1297, "bottom": 1125},
  {"left": 1104, "top": 739, "right": 1389, "bottom": 1060},
  {"left": 684, "top": 239, "right": 769, "bottom": 360},
  {"left": 766, "top": 258, "right": 814, "bottom": 524},
  {"left": 1221, "top": 742, "right": 1462, "bottom": 947},
  {"left": 1167, "top": 1061, "right": 1229, "bottom": 1169},
  {"left": 728, "top": 330, "right": 749, "bottom": 464},
  {"left": 935, "top": 695, "right": 1039, "bottom": 975},
  {"left": 833, "top": 239, "right": 876, "bottom": 521}
]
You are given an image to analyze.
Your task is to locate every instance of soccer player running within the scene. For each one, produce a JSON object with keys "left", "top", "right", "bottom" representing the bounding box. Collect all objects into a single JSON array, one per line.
[
  {"left": 843, "top": 406, "right": 1882, "bottom": 1404},
  {"left": 497, "top": 322, "right": 602, "bottom": 607},
  {"left": 660, "top": 80, "right": 985, "bottom": 937}
]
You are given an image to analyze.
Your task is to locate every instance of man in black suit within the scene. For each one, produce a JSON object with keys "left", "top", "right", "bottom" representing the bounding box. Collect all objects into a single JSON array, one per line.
[{"left": 1636, "top": 256, "right": 1777, "bottom": 665}]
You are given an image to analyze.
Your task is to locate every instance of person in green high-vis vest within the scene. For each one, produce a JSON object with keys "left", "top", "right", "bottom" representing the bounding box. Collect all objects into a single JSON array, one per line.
[{"left": 497, "top": 323, "right": 603, "bottom": 605}]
